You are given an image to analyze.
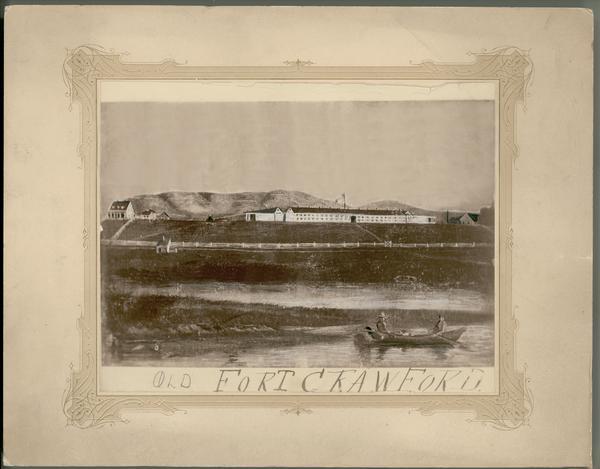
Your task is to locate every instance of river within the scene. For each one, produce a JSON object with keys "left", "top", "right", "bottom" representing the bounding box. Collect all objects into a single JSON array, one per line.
[{"left": 103, "top": 280, "right": 495, "bottom": 368}]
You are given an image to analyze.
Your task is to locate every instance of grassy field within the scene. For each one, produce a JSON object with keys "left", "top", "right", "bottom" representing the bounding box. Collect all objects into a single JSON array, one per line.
[
  {"left": 100, "top": 219, "right": 128, "bottom": 239},
  {"left": 102, "top": 244, "right": 494, "bottom": 291},
  {"left": 360, "top": 223, "right": 492, "bottom": 243},
  {"left": 102, "top": 219, "right": 493, "bottom": 244}
]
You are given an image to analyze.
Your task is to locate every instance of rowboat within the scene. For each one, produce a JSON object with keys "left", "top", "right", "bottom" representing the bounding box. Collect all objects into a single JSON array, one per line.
[{"left": 354, "top": 326, "right": 466, "bottom": 347}]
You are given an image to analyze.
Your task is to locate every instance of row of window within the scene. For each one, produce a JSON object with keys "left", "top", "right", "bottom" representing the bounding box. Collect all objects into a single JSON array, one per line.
[
  {"left": 293, "top": 214, "right": 347, "bottom": 220},
  {"left": 248, "top": 213, "right": 435, "bottom": 223},
  {"left": 108, "top": 212, "right": 127, "bottom": 219},
  {"left": 289, "top": 215, "right": 432, "bottom": 221}
]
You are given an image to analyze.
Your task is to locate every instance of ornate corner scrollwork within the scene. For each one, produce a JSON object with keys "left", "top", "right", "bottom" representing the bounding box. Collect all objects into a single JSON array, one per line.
[
  {"left": 63, "top": 45, "right": 118, "bottom": 110},
  {"left": 423, "top": 47, "right": 532, "bottom": 168},
  {"left": 63, "top": 354, "right": 181, "bottom": 429},
  {"left": 475, "top": 47, "right": 533, "bottom": 97},
  {"left": 476, "top": 47, "right": 532, "bottom": 168}
]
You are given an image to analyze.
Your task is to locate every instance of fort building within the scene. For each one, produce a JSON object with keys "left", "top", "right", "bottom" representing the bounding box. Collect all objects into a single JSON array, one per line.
[
  {"left": 245, "top": 207, "right": 436, "bottom": 224},
  {"left": 107, "top": 200, "right": 135, "bottom": 220}
]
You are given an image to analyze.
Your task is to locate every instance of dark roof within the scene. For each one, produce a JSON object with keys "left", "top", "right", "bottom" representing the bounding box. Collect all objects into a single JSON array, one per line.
[
  {"left": 140, "top": 209, "right": 156, "bottom": 215},
  {"left": 245, "top": 206, "right": 434, "bottom": 216},
  {"left": 288, "top": 207, "right": 416, "bottom": 216},
  {"left": 462, "top": 213, "right": 479, "bottom": 222},
  {"left": 109, "top": 200, "right": 131, "bottom": 211},
  {"left": 246, "top": 207, "right": 282, "bottom": 214}
]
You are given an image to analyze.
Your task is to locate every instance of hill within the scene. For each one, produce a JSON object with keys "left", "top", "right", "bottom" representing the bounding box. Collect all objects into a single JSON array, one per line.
[
  {"left": 361, "top": 200, "right": 486, "bottom": 223},
  {"left": 359, "top": 200, "right": 439, "bottom": 216},
  {"left": 127, "top": 190, "right": 340, "bottom": 220},
  {"left": 117, "top": 189, "right": 482, "bottom": 222}
]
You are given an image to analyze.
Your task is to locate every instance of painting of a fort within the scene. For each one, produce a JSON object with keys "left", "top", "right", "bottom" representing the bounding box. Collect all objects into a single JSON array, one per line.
[{"left": 100, "top": 97, "right": 496, "bottom": 369}]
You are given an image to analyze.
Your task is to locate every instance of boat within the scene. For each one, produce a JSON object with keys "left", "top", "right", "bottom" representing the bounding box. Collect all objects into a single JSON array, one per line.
[{"left": 354, "top": 326, "right": 466, "bottom": 347}]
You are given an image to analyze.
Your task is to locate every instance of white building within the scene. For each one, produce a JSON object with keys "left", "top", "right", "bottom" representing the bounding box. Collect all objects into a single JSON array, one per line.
[
  {"left": 457, "top": 213, "right": 478, "bottom": 225},
  {"left": 245, "top": 207, "right": 285, "bottom": 222},
  {"left": 138, "top": 209, "right": 157, "bottom": 220},
  {"left": 156, "top": 236, "right": 177, "bottom": 254},
  {"left": 107, "top": 200, "right": 135, "bottom": 220},
  {"left": 245, "top": 207, "right": 436, "bottom": 224}
]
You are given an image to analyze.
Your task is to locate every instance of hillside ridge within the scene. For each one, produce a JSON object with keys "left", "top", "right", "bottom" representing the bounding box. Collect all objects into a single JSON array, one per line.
[{"left": 117, "top": 189, "right": 475, "bottom": 220}]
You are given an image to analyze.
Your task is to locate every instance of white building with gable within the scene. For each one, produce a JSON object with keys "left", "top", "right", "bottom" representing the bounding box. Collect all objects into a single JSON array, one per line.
[
  {"left": 107, "top": 200, "right": 135, "bottom": 220},
  {"left": 244, "top": 207, "right": 285, "bottom": 222}
]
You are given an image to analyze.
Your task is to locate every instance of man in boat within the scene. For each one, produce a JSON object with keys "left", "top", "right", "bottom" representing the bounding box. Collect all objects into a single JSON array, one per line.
[
  {"left": 376, "top": 312, "right": 390, "bottom": 334},
  {"left": 376, "top": 312, "right": 408, "bottom": 337},
  {"left": 432, "top": 314, "right": 447, "bottom": 334}
]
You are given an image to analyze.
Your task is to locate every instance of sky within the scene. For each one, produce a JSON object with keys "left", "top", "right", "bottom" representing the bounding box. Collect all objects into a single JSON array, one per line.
[{"left": 100, "top": 100, "right": 495, "bottom": 214}]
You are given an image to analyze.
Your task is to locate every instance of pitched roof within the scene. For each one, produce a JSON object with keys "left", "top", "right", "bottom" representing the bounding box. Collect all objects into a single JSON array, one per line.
[
  {"left": 140, "top": 209, "right": 156, "bottom": 215},
  {"left": 109, "top": 200, "right": 131, "bottom": 211},
  {"left": 461, "top": 212, "right": 479, "bottom": 222},
  {"left": 288, "top": 207, "right": 416, "bottom": 216},
  {"left": 246, "top": 207, "right": 282, "bottom": 214},
  {"left": 244, "top": 206, "right": 432, "bottom": 217}
]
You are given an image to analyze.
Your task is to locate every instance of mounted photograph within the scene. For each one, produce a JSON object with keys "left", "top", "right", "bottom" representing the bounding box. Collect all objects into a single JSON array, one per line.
[
  {"left": 5, "top": 5, "right": 594, "bottom": 467},
  {"left": 98, "top": 80, "right": 498, "bottom": 374}
]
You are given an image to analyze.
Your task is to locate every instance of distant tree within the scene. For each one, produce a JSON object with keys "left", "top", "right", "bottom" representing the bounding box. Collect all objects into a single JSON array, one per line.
[
  {"left": 206, "top": 215, "right": 214, "bottom": 222},
  {"left": 479, "top": 205, "right": 495, "bottom": 228}
]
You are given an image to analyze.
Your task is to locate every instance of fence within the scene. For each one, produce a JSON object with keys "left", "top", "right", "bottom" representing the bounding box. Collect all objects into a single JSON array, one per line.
[{"left": 101, "top": 239, "right": 493, "bottom": 250}]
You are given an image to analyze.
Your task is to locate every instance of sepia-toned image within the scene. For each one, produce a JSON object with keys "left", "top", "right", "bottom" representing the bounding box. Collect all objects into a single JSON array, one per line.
[
  {"left": 99, "top": 81, "right": 497, "bottom": 371},
  {"left": 4, "top": 6, "right": 593, "bottom": 467}
]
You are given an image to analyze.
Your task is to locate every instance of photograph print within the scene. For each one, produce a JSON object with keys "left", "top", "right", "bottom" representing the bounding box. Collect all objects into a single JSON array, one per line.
[{"left": 99, "top": 81, "right": 497, "bottom": 371}]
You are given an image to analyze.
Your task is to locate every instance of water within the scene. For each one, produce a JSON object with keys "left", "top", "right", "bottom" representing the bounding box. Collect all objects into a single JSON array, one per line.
[
  {"left": 104, "top": 280, "right": 494, "bottom": 368},
  {"left": 110, "top": 280, "right": 491, "bottom": 312},
  {"left": 108, "top": 324, "right": 494, "bottom": 368}
]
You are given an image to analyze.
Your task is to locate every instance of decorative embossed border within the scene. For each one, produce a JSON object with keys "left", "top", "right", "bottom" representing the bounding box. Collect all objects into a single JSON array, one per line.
[{"left": 62, "top": 45, "right": 533, "bottom": 430}]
